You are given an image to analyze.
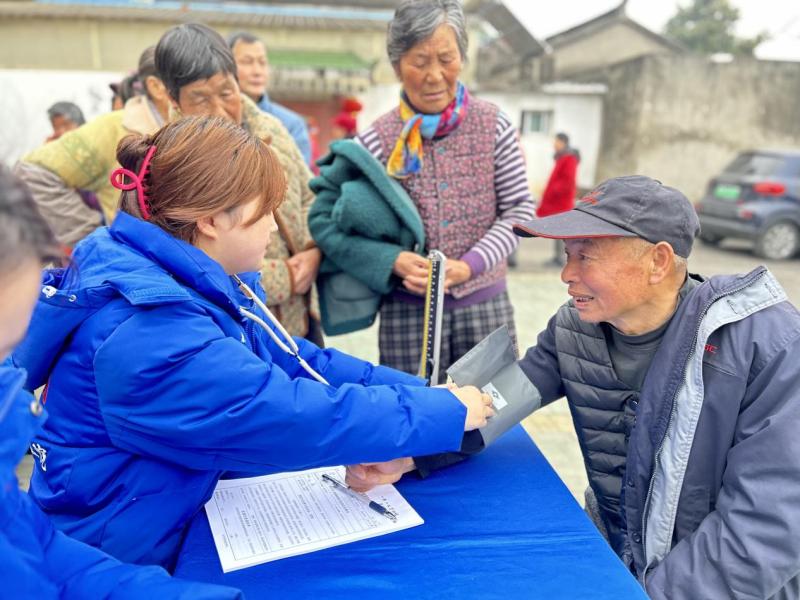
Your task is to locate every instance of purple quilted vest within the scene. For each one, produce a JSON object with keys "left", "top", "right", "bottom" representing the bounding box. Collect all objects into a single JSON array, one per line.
[{"left": 372, "top": 98, "right": 506, "bottom": 299}]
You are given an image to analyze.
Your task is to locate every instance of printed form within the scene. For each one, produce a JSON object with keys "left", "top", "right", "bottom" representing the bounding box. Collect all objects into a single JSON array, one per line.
[{"left": 204, "top": 466, "right": 423, "bottom": 572}]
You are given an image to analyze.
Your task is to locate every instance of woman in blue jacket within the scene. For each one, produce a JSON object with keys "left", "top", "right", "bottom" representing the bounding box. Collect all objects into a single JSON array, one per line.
[
  {"left": 11, "top": 116, "right": 492, "bottom": 569},
  {"left": 0, "top": 168, "right": 242, "bottom": 598}
]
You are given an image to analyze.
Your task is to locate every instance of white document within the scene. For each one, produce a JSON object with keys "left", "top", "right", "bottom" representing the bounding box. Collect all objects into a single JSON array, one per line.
[{"left": 204, "top": 466, "right": 424, "bottom": 572}]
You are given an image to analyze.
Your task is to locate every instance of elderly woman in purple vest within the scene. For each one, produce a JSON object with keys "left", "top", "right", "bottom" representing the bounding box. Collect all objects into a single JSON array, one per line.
[{"left": 356, "top": 0, "right": 535, "bottom": 378}]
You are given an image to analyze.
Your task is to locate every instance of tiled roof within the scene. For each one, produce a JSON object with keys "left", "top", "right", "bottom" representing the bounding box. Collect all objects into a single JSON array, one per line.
[{"left": 0, "top": 0, "right": 393, "bottom": 30}]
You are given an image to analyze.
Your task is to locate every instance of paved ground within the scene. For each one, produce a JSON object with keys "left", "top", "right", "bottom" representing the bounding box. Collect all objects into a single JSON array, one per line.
[{"left": 16, "top": 236, "right": 799, "bottom": 504}]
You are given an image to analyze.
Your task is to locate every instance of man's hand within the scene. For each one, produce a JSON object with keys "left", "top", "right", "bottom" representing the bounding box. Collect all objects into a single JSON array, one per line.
[
  {"left": 345, "top": 458, "right": 416, "bottom": 492},
  {"left": 393, "top": 251, "right": 429, "bottom": 296},
  {"left": 444, "top": 259, "right": 472, "bottom": 291},
  {"left": 286, "top": 248, "right": 322, "bottom": 295}
]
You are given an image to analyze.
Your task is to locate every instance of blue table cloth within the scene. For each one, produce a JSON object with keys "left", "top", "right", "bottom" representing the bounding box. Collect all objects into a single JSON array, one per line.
[{"left": 174, "top": 425, "right": 647, "bottom": 599}]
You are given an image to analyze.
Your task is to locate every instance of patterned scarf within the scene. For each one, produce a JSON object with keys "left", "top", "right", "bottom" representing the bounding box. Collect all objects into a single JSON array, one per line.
[{"left": 387, "top": 82, "right": 469, "bottom": 179}]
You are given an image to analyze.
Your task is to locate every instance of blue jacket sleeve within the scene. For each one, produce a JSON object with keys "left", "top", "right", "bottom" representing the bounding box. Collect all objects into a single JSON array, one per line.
[
  {"left": 272, "top": 334, "right": 426, "bottom": 388},
  {"left": 2, "top": 486, "right": 242, "bottom": 599},
  {"left": 93, "top": 302, "right": 466, "bottom": 473},
  {"left": 48, "top": 529, "right": 244, "bottom": 599}
]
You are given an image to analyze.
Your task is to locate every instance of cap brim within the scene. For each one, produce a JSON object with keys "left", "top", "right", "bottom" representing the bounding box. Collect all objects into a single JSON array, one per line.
[{"left": 513, "top": 209, "right": 638, "bottom": 240}]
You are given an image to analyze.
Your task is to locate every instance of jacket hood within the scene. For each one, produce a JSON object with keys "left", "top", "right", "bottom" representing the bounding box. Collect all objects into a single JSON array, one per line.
[{"left": 12, "top": 212, "right": 261, "bottom": 390}]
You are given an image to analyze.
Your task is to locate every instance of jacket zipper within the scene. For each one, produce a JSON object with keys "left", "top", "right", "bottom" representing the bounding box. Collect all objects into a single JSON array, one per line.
[{"left": 640, "top": 270, "right": 767, "bottom": 581}]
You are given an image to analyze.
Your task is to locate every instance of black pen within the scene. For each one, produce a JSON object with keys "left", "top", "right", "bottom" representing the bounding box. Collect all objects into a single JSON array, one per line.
[{"left": 322, "top": 473, "right": 398, "bottom": 522}]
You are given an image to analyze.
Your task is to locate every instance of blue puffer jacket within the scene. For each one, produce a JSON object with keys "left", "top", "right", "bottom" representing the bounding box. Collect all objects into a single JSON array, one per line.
[
  {"left": 11, "top": 212, "right": 466, "bottom": 570},
  {"left": 0, "top": 365, "right": 243, "bottom": 598}
]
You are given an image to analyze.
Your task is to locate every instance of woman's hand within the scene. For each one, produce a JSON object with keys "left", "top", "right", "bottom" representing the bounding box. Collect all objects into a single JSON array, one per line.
[
  {"left": 450, "top": 385, "right": 495, "bottom": 431},
  {"left": 444, "top": 259, "right": 472, "bottom": 291},
  {"left": 286, "top": 248, "right": 322, "bottom": 295},
  {"left": 346, "top": 458, "right": 416, "bottom": 492},
  {"left": 393, "top": 251, "right": 429, "bottom": 296}
]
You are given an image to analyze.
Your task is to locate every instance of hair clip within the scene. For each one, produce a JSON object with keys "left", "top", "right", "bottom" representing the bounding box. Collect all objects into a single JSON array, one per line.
[{"left": 110, "top": 145, "right": 157, "bottom": 220}]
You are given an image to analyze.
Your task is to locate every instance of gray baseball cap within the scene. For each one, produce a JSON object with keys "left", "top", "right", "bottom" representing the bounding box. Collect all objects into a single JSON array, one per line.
[{"left": 513, "top": 175, "right": 700, "bottom": 258}]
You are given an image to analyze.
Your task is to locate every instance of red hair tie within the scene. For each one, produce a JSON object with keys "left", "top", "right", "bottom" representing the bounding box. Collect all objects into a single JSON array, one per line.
[{"left": 110, "top": 145, "right": 157, "bottom": 220}]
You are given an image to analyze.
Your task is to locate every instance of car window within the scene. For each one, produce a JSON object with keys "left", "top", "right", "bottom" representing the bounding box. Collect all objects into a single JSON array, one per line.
[{"left": 724, "top": 153, "right": 786, "bottom": 176}]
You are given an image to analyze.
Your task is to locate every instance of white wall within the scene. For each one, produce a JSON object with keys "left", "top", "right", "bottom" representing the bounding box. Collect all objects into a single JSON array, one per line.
[
  {"left": 0, "top": 69, "right": 120, "bottom": 166},
  {"left": 478, "top": 91, "right": 604, "bottom": 197},
  {"left": 355, "top": 82, "right": 402, "bottom": 132}
]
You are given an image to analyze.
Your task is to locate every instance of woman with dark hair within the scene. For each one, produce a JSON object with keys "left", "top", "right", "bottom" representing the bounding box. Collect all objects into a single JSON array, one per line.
[
  {"left": 0, "top": 168, "right": 242, "bottom": 597},
  {"left": 17, "top": 23, "right": 324, "bottom": 343},
  {"left": 11, "top": 116, "right": 493, "bottom": 569}
]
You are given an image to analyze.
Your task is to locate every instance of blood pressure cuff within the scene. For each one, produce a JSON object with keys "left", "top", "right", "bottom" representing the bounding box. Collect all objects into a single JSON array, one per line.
[{"left": 446, "top": 325, "right": 541, "bottom": 447}]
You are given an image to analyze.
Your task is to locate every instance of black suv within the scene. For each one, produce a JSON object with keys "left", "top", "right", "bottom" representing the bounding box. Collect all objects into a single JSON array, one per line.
[{"left": 695, "top": 150, "right": 800, "bottom": 259}]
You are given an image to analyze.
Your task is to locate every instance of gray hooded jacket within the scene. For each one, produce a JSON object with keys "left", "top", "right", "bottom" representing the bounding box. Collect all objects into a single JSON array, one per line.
[{"left": 519, "top": 267, "right": 800, "bottom": 599}]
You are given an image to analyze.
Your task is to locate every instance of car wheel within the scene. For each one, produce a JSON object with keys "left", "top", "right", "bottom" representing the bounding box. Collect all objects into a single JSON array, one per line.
[
  {"left": 754, "top": 221, "right": 800, "bottom": 260},
  {"left": 699, "top": 232, "right": 723, "bottom": 246}
]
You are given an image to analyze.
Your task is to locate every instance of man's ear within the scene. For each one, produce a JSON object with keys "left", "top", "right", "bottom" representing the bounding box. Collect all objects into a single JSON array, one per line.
[
  {"left": 649, "top": 242, "right": 675, "bottom": 284},
  {"left": 195, "top": 215, "right": 219, "bottom": 240}
]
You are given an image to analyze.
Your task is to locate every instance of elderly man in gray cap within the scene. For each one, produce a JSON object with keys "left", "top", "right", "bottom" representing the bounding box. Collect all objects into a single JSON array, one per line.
[{"left": 348, "top": 175, "right": 800, "bottom": 599}]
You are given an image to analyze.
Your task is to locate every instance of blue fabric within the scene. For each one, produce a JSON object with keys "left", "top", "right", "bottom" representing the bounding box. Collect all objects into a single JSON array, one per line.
[
  {"left": 0, "top": 365, "right": 243, "bottom": 599},
  {"left": 174, "top": 426, "right": 647, "bottom": 599},
  {"left": 11, "top": 211, "right": 467, "bottom": 569},
  {"left": 257, "top": 94, "right": 311, "bottom": 165}
]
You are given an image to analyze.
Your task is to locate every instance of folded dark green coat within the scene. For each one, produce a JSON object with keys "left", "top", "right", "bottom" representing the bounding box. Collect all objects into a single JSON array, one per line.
[{"left": 309, "top": 140, "right": 425, "bottom": 335}]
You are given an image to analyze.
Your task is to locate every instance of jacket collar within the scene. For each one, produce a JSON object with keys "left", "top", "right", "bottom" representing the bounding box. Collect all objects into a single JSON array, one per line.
[{"left": 107, "top": 212, "right": 258, "bottom": 316}]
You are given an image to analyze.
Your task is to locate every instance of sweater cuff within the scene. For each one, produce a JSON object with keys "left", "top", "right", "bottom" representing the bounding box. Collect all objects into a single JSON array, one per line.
[{"left": 460, "top": 250, "right": 487, "bottom": 277}]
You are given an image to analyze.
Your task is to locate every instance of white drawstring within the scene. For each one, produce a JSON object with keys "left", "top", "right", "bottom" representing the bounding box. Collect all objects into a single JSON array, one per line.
[{"left": 233, "top": 275, "right": 330, "bottom": 386}]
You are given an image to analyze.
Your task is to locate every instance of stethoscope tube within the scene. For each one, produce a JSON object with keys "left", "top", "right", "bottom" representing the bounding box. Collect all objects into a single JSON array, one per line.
[{"left": 233, "top": 275, "right": 330, "bottom": 386}]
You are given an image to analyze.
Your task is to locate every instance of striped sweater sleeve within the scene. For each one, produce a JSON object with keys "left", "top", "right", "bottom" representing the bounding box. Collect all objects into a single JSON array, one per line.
[
  {"left": 461, "top": 111, "right": 535, "bottom": 276},
  {"left": 355, "top": 127, "right": 383, "bottom": 161}
]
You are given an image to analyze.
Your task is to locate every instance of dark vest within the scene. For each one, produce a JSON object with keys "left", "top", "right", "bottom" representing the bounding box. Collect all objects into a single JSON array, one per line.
[{"left": 554, "top": 305, "right": 637, "bottom": 555}]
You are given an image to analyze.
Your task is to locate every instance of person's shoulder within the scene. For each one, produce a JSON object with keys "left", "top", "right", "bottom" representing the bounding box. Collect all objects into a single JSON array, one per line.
[
  {"left": 244, "top": 95, "right": 288, "bottom": 134},
  {"left": 242, "top": 95, "right": 302, "bottom": 158},
  {"left": 266, "top": 100, "right": 306, "bottom": 129},
  {"left": 24, "top": 111, "right": 125, "bottom": 163}
]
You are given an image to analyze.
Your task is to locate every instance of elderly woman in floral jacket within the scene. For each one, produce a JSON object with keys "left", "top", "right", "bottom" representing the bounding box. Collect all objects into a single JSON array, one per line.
[{"left": 314, "top": 0, "right": 534, "bottom": 377}]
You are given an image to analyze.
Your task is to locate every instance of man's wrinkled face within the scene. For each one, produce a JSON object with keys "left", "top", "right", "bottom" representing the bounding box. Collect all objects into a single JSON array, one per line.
[
  {"left": 176, "top": 72, "right": 242, "bottom": 125},
  {"left": 561, "top": 238, "right": 652, "bottom": 330}
]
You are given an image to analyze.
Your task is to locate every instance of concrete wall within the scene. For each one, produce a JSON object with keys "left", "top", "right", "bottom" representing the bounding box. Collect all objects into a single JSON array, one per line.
[
  {"left": 596, "top": 55, "right": 800, "bottom": 200},
  {"left": 552, "top": 22, "right": 673, "bottom": 80}
]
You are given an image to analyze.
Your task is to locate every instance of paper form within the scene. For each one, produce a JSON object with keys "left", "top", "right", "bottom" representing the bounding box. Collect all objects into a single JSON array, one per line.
[{"left": 204, "top": 466, "right": 424, "bottom": 572}]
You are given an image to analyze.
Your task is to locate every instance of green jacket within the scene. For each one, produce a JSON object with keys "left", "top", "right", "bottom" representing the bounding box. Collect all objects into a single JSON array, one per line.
[{"left": 309, "top": 140, "right": 425, "bottom": 335}]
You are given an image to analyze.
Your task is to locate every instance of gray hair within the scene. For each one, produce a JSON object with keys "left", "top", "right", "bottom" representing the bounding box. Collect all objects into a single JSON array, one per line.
[
  {"left": 47, "top": 101, "right": 85, "bottom": 126},
  {"left": 387, "top": 0, "right": 468, "bottom": 68}
]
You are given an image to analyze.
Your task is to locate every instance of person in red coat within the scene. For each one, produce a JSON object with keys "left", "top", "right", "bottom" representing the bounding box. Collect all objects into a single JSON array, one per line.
[
  {"left": 538, "top": 132, "right": 580, "bottom": 217},
  {"left": 539, "top": 132, "right": 580, "bottom": 266}
]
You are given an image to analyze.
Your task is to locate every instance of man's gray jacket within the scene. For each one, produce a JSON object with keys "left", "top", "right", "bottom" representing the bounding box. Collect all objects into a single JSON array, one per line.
[{"left": 518, "top": 267, "right": 800, "bottom": 599}]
